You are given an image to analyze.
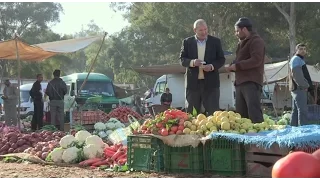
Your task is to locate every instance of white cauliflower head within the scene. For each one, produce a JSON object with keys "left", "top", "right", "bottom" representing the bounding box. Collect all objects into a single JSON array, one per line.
[
  {"left": 48, "top": 147, "right": 65, "bottom": 163},
  {"left": 83, "top": 144, "right": 104, "bottom": 159},
  {"left": 59, "top": 135, "right": 76, "bottom": 148},
  {"left": 62, "top": 146, "right": 81, "bottom": 163},
  {"left": 94, "top": 122, "right": 106, "bottom": 131},
  {"left": 75, "top": 130, "right": 91, "bottom": 144},
  {"left": 85, "top": 135, "right": 105, "bottom": 148}
]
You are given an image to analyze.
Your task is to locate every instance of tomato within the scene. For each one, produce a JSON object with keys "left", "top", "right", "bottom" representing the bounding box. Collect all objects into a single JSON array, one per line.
[
  {"left": 169, "top": 131, "right": 175, "bottom": 135},
  {"left": 156, "top": 123, "right": 163, "bottom": 128},
  {"left": 141, "top": 125, "right": 147, "bottom": 130},
  {"left": 170, "top": 126, "right": 178, "bottom": 133},
  {"left": 179, "top": 119, "right": 185, "bottom": 126},
  {"left": 176, "top": 130, "right": 183, "bottom": 135},
  {"left": 178, "top": 125, "right": 184, "bottom": 131},
  {"left": 160, "top": 128, "right": 168, "bottom": 136},
  {"left": 272, "top": 151, "right": 320, "bottom": 178},
  {"left": 312, "top": 148, "right": 320, "bottom": 160}
]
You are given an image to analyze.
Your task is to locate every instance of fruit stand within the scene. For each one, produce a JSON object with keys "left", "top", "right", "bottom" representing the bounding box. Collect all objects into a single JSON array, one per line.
[{"left": 1, "top": 105, "right": 320, "bottom": 178}]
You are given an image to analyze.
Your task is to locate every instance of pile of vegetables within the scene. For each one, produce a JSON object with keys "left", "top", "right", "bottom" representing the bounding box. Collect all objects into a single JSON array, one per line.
[
  {"left": 272, "top": 149, "right": 320, "bottom": 178},
  {"left": 135, "top": 109, "right": 190, "bottom": 136},
  {"left": 79, "top": 143, "right": 127, "bottom": 169},
  {"left": 104, "top": 106, "right": 142, "bottom": 123},
  {"left": 0, "top": 129, "right": 65, "bottom": 157},
  {"left": 45, "top": 130, "right": 108, "bottom": 164},
  {"left": 93, "top": 119, "right": 126, "bottom": 140}
]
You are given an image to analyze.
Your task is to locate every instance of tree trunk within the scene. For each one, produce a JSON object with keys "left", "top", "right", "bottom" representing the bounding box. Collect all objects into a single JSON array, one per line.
[{"left": 274, "top": 2, "right": 296, "bottom": 58}]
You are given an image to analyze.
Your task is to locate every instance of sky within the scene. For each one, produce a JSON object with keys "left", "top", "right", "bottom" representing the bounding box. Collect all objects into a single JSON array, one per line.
[{"left": 50, "top": 2, "right": 130, "bottom": 36}]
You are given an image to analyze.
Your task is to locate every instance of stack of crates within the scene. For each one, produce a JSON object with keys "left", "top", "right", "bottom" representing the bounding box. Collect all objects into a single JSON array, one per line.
[
  {"left": 204, "top": 137, "right": 246, "bottom": 177},
  {"left": 127, "top": 135, "right": 164, "bottom": 172}
]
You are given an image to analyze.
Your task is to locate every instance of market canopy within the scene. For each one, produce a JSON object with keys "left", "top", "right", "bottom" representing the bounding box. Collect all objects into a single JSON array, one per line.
[{"left": 0, "top": 35, "right": 103, "bottom": 61}]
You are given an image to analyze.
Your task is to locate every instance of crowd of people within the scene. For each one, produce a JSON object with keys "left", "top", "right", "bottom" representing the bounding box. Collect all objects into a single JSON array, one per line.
[{"left": 1, "top": 69, "right": 67, "bottom": 132}]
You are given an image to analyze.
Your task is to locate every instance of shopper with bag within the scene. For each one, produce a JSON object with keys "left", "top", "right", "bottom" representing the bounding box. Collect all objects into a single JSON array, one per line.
[{"left": 45, "top": 70, "right": 67, "bottom": 131}]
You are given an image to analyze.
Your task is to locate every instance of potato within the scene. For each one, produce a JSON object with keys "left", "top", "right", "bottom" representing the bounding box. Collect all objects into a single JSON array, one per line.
[
  {"left": 41, "top": 152, "right": 49, "bottom": 160},
  {"left": 35, "top": 145, "right": 43, "bottom": 151},
  {"left": 8, "top": 137, "right": 17, "bottom": 144},
  {"left": 8, "top": 148, "right": 14, "bottom": 153},
  {"left": 5, "top": 132, "right": 17, "bottom": 139},
  {"left": 31, "top": 132, "right": 39, "bottom": 138},
  {"left": 24, "top": 147, "right": 32, "bottom": 153},
  {"left": 21, "top": 145, "right": 30, "bottom": 151},
  {"left": 52, "top": 132, "right": 60, "bottom": 136},
  {"left": 30, "top": 150, "right": 37, "bottom": 155},
  {"left": 17, "top": 139, "right": 26, "bottom": 146},
  {"left": 44, "top": 137, "right": 51, "bottom": 142},
  {"left": 13, "top": 149, "right": 19, "bottom": 153},
  {"left": 45, "top": 131, "right": 53, "bottom": 136}
]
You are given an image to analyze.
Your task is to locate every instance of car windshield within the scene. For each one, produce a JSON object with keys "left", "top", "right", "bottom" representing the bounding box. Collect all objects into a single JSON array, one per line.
[
  {"left": 77, "top": 81, "right": 115, "bottom": 97},
  {"left": 20, "top": 90, "right": 30, "bottom": 103}
]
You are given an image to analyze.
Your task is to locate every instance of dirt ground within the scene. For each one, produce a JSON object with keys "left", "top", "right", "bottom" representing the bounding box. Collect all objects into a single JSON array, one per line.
[{"left": 0, "top": 162, "right": 225, "bottom": 178}]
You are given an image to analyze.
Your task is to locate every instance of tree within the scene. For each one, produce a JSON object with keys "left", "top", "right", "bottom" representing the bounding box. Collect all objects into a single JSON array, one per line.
[{"left": 274, "top": 2, "right": 296, "bottom": 58}]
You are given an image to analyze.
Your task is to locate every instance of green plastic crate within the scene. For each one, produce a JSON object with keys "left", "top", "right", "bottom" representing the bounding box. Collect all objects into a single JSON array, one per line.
[
  {"left": 164, "top": 145, "right": 204, "bottom": 174},
  {"left": 204, "top": 137, "right": 246, "bottom": 176},
  {"left": 127, "top": 135, "right": 164, "bottom": 172}
]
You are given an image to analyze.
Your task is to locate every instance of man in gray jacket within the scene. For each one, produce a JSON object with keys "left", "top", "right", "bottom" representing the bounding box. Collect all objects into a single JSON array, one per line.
[
  {"left": 289, "top": 44, "right": 313, "bottom": 126},
  {"left": 1, "top": 79, "right": 18, "bottom": 126},
  {"left": 45, "top": 70, "right": 67, "bottom": 131}
]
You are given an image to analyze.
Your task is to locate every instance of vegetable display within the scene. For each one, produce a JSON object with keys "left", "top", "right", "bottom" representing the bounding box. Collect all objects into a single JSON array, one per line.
[
  {"left": 93, "top": 119, "right": 126, "bottom": 140},
  {"left": 105, "top": 107, "right": 142, "bottom": 123},
  {"left": 135, "top": 109, "right": 286, "bottom": 136}
]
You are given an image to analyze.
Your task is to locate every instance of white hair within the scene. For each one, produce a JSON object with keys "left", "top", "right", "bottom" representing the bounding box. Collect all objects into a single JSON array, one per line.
[{"left": 193, "top": 19, "right": 207, "bottom": 29}]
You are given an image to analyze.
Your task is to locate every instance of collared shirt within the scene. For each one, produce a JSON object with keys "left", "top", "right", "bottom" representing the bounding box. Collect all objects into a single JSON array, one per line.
[{"left": 195, "top": 35, "right": 207, "bottom": 46}]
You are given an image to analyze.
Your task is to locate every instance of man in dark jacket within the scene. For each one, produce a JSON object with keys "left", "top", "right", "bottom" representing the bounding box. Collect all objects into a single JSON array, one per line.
[
  {"left": 45, "top": 70, "right": 67, "bottom": 131},
  {"left": 160, "top": 88, "right": 172, "bottom": 106},
  {"left": 225, "top": 17, "right": 265, "bottom": 123},
  {"left": 289, "top": 44, "right": 313, "bottom": 126},
  {"left": 30, "top": 74, "right": 44, "bottom": 131},
  {"left": 180, "top": 19, "right": 226, "bottom": 116}
]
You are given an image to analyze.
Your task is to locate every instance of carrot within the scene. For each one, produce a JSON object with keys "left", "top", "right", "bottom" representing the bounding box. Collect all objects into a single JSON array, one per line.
[
  {"left": 104, "top": 149, "right": 116, "bottom": 158},
  {"left": 92, "top": 159, "right": 111, "bottom": 167},
  {"left": 111, "top": 150, "right": 125, "bottom": 161},
  {"left": 79, "top": 158, "right": 104, "bottom": 166},
  {"left": 105, "top": 147, "right": 117, "bottom": 153},
  {"left": 118, "top": 158, "right": 127, "bottom": 165},
  {"left": 116, "top": 153, "right": 127, "bottom": 161}
]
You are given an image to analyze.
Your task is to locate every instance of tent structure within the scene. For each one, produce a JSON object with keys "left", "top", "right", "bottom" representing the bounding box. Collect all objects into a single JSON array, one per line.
[{"left": 0, "top": 33, "right": 105, "bottom": 129}]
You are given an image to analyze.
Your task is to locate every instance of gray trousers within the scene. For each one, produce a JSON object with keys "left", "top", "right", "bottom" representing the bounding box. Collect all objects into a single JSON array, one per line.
[
  {"left": 4, "top": 104, "right": 17, "bottom": 126},
  {"left": 235, "top": 82, "right": 263, "bottom": 123},
  {"left": 290, "top": 89, "right": 308, "bottom": 126},
  {"left": 186, "top": 80, "right": 220, "bottom": 116},
  {"left": 49, "top": 100, "right": 65, "bottom": 131}
]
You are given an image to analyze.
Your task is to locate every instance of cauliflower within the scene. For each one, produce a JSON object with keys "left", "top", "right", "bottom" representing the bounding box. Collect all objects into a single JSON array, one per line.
[
  {"left": 62, "top": 146, "right": 82, "bottom": 163},
  {"left": 98, "top": 131, "right": 107, "bottom": 139},
  {"left": 94, "top": 122, "right": 106, "bottom": 131},
  {"left": 106, "top": 130, "right": 113, "bottom": 136},
  {"left": 85, "top": 135, "right": 105, "bottom": 148},
  {"left": 75, "top": 130, "right": 91, "bottom": 145},
  {"left": 59, "top": 135, "right": 76, "bottom": 148},
  {"left": 83, "top": 144, "right": 103, "bottom": 159},
  {"left": 105, "top": 122, "right": 116, "bottom": 130},
  {"left": 47, "top": 147, "right": 65, "bottom": 163}
]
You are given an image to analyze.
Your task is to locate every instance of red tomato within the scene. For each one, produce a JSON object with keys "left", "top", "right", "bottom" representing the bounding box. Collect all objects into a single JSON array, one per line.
[
  {"left": 169, "top": 131, "right": 175, "bottom": 135},
  {"left": 312, "top": 148, "right": 320, "bottom": 160},
  {"left": 272, "top": 151, "right": 320, "bottom": 178},
  {"left": 156, "top": 123, "right": 163, "bottom": 128},
  {"left": 170, "top": 126, "right": 178, "bottom": 133},
  {"left": 161, "top": 128, "right": 168, "bottom": 136},
  {"left": 176, "top": 130, "right": 183, "bottom": 135},
  {"left": 179, "top": 119, "right": 185, "bottom": 126},
  {"left": 178, "top": 125, "right": 184, "bottom": 131},
  {"left": 141, "top": 125, "right": 147, "bottom": 130}
]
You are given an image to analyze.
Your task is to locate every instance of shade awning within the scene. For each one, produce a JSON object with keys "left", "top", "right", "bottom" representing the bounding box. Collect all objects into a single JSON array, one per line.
[{"left": 0, "top": 35, "right": 103, "bottom": 61}]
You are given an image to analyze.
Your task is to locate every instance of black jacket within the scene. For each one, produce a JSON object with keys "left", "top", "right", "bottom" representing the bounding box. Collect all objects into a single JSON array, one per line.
[
  {"left": 179, "top": 35, "right": 226, "bottom": 90},
  {"left": 30, "top": 81, "right": 43, "bottom": 102},
  {"left": 161, "top": 93, "right": 172, "bottom": 104},
  {"left": 45, "top": 78, "right": 67, "bottom": 101}
]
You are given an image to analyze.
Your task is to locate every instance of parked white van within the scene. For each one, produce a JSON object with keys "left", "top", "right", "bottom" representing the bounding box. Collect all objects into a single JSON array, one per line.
[{"left": 19, "top": 83, "right": 49, "bottom": 118}]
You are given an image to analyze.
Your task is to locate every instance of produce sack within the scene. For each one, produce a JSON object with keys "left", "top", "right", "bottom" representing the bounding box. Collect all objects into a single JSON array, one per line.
[
  {"left": 151, "top": 134, "right": 202, "bottom": 148},
  {"left": 108, "top": 115, "right": 141, "bottom": 145}
]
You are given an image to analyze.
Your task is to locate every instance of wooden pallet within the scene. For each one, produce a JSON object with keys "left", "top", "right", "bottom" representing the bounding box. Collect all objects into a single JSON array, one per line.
[{"left": 245, "top": 143, "right": 291, "bottom": 178}]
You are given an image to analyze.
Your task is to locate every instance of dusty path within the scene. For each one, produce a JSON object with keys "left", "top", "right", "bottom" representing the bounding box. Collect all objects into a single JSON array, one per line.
[{"left": 0, "top": 162, "right": 225, "bottom": 178}]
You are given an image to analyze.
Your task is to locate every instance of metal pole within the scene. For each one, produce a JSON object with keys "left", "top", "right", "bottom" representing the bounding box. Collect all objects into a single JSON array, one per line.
[{"left": 14, "top": 34, "right": 21, "bottom": 130}]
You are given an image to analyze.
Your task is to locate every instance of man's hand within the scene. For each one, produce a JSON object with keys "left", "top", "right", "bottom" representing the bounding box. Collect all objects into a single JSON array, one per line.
[
  {"left": 225, "top": 64, "right": 236, "bottom": 72},
  {"left": 203, "top": 65, "right": 213, "bottom": 72},
  {"left": 1, "top": 95, "right": 7, "bottom": 99},
  {"left": 193, "top": 59, "right": 205, "bottom": 66}
]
